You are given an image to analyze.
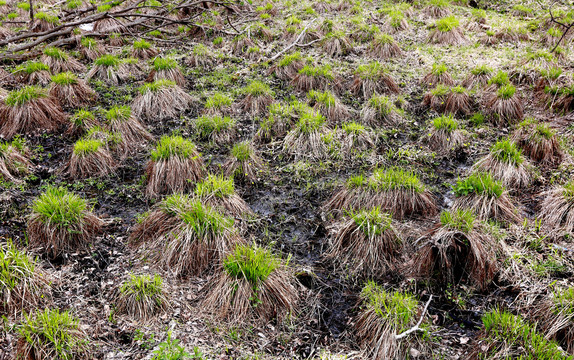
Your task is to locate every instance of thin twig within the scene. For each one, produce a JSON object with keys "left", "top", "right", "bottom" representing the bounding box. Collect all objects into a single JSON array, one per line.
[
  {"left": 268, "top": 18, "right": 317, "bottom": 61},
  {"left": 394, "top": 295, "right": 433, "bottom": 340}
]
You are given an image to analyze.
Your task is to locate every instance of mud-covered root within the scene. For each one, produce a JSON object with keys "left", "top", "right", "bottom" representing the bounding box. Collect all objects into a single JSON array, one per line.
[
  {"left": 472, "top": 139, "right": 532, "bottom": 189},
  {"left": 27, "top": 186, "right": 104, "bottom": 257},
  {"left": 327, "top": 208, "right": 401, "bottom": 279},
  {"left": 203, "top": 244, "right": 298, "bottom": 324},
  {"left": 131, "top": 194, "right": 244, "bottom": 277},
  {"left": 67, "top": 138, "right": 117, "bottom": 179},
  {"left": 0, "top": 86, "right": 66, "bottom": 139},
  {"left": 0, "top": 139, "right": 32, "bottom": 184},
  {"left": 0, "top": 241, "right": 47, "bottom": 318},
  {"left": 356, "top": 282, "right": 430, "bottom": 360},
  {"left": 144, "top": 135, "right": 205, "bottom": 199},
  {"left": 115, "top": 273, "right": 169, "bottom": 321},
  {"left": 223, "top": 141, "right": 265, "bottom": 182},
  {"left": 452, "top": 173, "right": 521, "bottom": 224},
  {"left": 413, "top": 209, "right": 499, "bottom": 290},
  {"left": 323, "top": 168, "right": 437, "bottom": 220},
  {"left": 195, "top": 174, "right": 253, "bottom": 217}
]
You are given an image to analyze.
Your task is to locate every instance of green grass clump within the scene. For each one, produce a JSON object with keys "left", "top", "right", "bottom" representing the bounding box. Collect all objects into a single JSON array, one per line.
[
  {"left": 66, "top": 0, "right": 82, "bottom": 10},
  {"left": 138, "top": 79, "right": 176, "bottom": 94},
  {"left": 51, "top": 72, "right": 78, "bottom": 85},
  {"left": 5, "top": 86, "right": 48, "bottom": 106},
  {"left": 367, "top": 95, "right": 396, "bottom": 115},
  {"left": 18, "top": 308, "right": 87, "bottom": 359},
  {"left": 278, "top": 51, "right": 303, "bottom": 67},
  {"left": 352, "top": 207, "right": 392, "bottom": 237},
  {"left": 231, "top": 141, "right": 252, "bottom": 161},
  {"left": 471, "top": 64, "right": 492, "bottom": 76},
  {"left": 533, "top": 123, "right": 555, "bottom": 140},
  {"left": 432, "top": 115, "right": 457, "bottom": 133},
  {"left": 307, "top": 90, "right": 336, "bottom": 107},
  {"left": 295, "top": 111, "right": 326, "bottom": 134},
  {"left": 547, "top": 27, "right": 563, "bottom": 38},
  {"left": 430, "top": 84, "right": 449, "bottom": 96},
  {"left": 355, "top": 61, "right": 387, "bottom": 80},
  {"left": 16, "top": 1, "right": 29, "bottom": 10},
  {"left": 73, "top": 139, "right": 103, "bottom": 157},
  {"left": 436, "top": 16, "right": 460, "bottom": 32},
  {"left": 105, "top": 105, "right": 131, "bottom": 122},
  {"left": 132, "top": 39, "right": 151, "bottom": 50},
  {"left": 561, "top": 181, "right": 574, "bottom": 201},
  {"left": 35, "top": 12, "right": 59, "bottom": 24},
  {"left": 150, "top": 135, "right": 197, "bottom": 161},
  {"left": 454, "top": 173, "right": 504, "bottom": 198},
  {"left": 80, "top": 37, "right": 97, "bottom": 49},
  {"left": 373, "top": 33, "right": 394, "bottom": 45},
  {"left": 552, "top": 286, "right": 574, "bottom": 316},
  {"left": 195, "top": 174, "right": 235, "bottom": 199},
  {"left": 488, "top": 71, "right": 510, "bottom": 87},
  {"left": 480, "top": 309, "right": 567, "bottom": 359},
  {"left": 152, "top": 57, "right": 179, "bottom": 71},
  {"left": 343, "top": 122, "right": 366, "bottom": 135},
  {"left": 120, "top": 274, "right": 164, "bottom": 302},
  {"left": 298, "top": 64, "right": 334, "bottom": 79},
  {"left": 43, "top": 47, "right": 68, "bottom": 60},
  {"left": 70, "top": 109, "right": 95, "bottom": 128},
  {"left": 242, "top": 80, "right": 274, "bottom": 97},
  {"left": 369, "top": 168, "right": 426, "bottom": 193},
  {"left": 205, "top": 92, "right": 233, "bottom": 109},
  {"left": 32, "top": 187, "right": 89, "bottom": 227},
  {"left": 224, "top": 245, "right": 280, "bottom": 284},
  {"left": 194, "top": 115, "right": 235, "bottom": 138},
  {"left": 431, "top": 63, "right": 448, "bottom": 76},
  {"left": 490, "top": 139, "right": 523, "bottom": 166},
  {"left": 347, "top": 174, "right": 366, "bottom": 188},
  {"left": 440, "top": 209, "right": 475, "bottom": 233},
  {"left": 16, "top": 61, "right": 50, "bottom": 74},
  {"left": 178, "top": 199, "right": 233, "bottom": 237},
  {"left": 360, "top": 281, "right": 418, "bottom": 333},
  {"left": 94, "top": 54, "right": 120, "bottom": 67},
  {"left": 0, "top": 240, "right": 36, "bottom": 292},
  {"left": 191, "top": 43, "right": 210, "bottom": 56},
  {"left": 497, "top": 84, "right": 516, "bottom": 99}
]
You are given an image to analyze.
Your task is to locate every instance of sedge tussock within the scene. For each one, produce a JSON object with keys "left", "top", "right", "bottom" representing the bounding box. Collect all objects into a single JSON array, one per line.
[
  {"left": 116, "top": 273, "right": 168, "bottom": 320},
  {"left": 223, "top": 141, "right": 264, "bottom": 182},
  {"left": 195, "top": 174, "right": 253, "bottom": 217},
  {"left": 49, "top": 72, "right": 96, "bottom": 108},
  {"left": 67, "top": 138, "right": 116, "bottom": 179},
  {"left": 512, "top": 119, "right": 563, "bottom": 165},
  {"left": 132, "top": 80, "right": 194, "bottom": 121},
  {"left": 41, "top": 46, "right": 86, "bottom": 74},
  {"left": 472, "top": 139, "right": 532, "bottom": 189},
  {"left": 0, "top": 139, "right": 32, "bottom": 184}
]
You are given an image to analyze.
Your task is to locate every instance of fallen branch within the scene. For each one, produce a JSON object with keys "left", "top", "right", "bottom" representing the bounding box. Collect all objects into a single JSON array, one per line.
[
  {"left": 394, "top": 295, "right": 433, "bottom": 340},
  {"left": 268, "top": 18, "right": 316, "bottom": 61}
]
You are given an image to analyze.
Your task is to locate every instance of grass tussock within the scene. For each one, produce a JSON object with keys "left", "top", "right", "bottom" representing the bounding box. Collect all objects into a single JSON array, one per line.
[
  {"left": 351, "top": 61, "right": 399, "bottom": 98},
  {"left": 79, "top": 37, "right": 103, "bottom": 61},
  {"left": 41, "top": 46, "right": 86, "bottom": 73},
  {"left": 324, "top": 168, "right": 437, "bottom": 220},
  {"left": 444, "top": 86, "right": 472, "bottom": 116},
  {"left": 131, "top": 39, "right": 159, "bottom": 60},
  {"left": 512, "top": 119, "right": 563, "bottom": 165},
  {"left": 203, "top": 244, "right": 298, "bottom": 323},
  {"left": 0, "top": 241, "right": 45, "bottom": 317},
  {"left": 269, "top": 51, "right": 305, "bottom": 81},
  {"left": 116, "top": 273, "right": 168, "bottom": 320},
  {"left": 105, "top": 105, "right": 152, "bottom": 150},
  {"left": 361, "top": 95, "right": 403, "bottom": 126},
  {"left": 0, "top": 138, "right": 32, "bottom": 184},
  {"left": 539, "top": 181, "right": 574, "bottom": 234},
  {"left": 413, "top": 209, "right": 499, "bottom": 290},
  {"left": 203, "top": 92, "right": 234, "bottom": 116},
  {"left": 145, "top": 135, "right": 205, "bottom": 198},
  {"left": 426, "top": 115, "right": 464, "bottom": 152},
  {"left": 186, "top": 43, "right": 217, "bottom": 67},
  {"left": 283, "top": 110, "right": 329, "bottom": 160},
  {"left": 68, "top": 138, "right": 116, "bottom": 179},
  {"left": 133, "top": 80, "right": 194, "bottom": 121},
  {"left": 321, "top": 30, "right": 353, "bottom": 57},
  {"left": 327, "top": 208, "right": 401, "bottom": 278},
  {"left": 369, "top": 33, "right": 402, "bottom": 59},
  {"left": 486, "top": 84, "right": 524, "bottom": 126},
  {"left": 307, "top": 89, "right": 350, "bottom": 124},
  {"left": 472, "top": 139, "right": 531, "bottom": 189},
  {"left": 469, "top": 309, "right": 569, "bottom": 359},
  {"left": 14, "top": 61, "right": 52, "bottom": 86},
  {"left": 192, "top": 115, "right": 236, "bottom": 144},
  {"left": 147, "top": 56, "right": 185, "bottom": 87},
  {"left": 422, "top": 84, "right": 449, "bottom": 113},
  {"left": 27, "top": 186, "right": 103, "bottom": 256},
  {"left": 428, "top": 16, "right": 467, "bottom": 45},
  {"left": 291, "top": 64, "right": 338, "bottom": 92},
  {"left": 356, "top": 282, "right": 427, "bottom": 360},
  {"left": 223, "top": 141, "right": 264, "bottom": 182},
  {"left": 463, "top": 65, "right": 492, "bottom": 88},
  {"left": 129, "top": 194, "right": 243, "bottom": 277},
  {"left": 452, "top": 172, "right": 521, "bottom": 224},
  {"left": 421, "top": 63, "right": 454, "bottom": 88},
  {"left": 238, "top": 80, "right": 275, "bottom": 115},
  {"left": 340, "top": 122, "right": 375, "bottom": 156},
  {"left": 0, "top": 86, "right": 66, "bottom": 139},
  {"left": 195, "top": 174, "right": 252, "bottom": 216},
  {"left": 535, "top": 286, "right": 574, "bottom": 354},
  {"left": 86, "top": 54, "right": 133, "bottom": 84},
  {"left": 49, "top": 72, "right": 96, "bottom": 108}
]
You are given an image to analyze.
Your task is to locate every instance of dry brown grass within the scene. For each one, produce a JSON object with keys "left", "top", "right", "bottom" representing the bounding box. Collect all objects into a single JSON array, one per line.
[
  {"left": 0, "top": 88, "right": 66, "bottom": 139},
  {"left": 422, "top": 85, "right": 449, "bottom": 113},
  {"left": 15, "top": 67, "right": 51, "bottom": 86},
  {"left": 67, "top": 142, "right": 117, "bottom": 179},
  {"left": 368, "top": 34, "right": 402, "bottom": 60},
  {"left": 421, "top": 70, "right": 454, "bottom": 88},
  {"left": 105, "top": 106, "right": 153, "bottom": 151},
  {"left": 307, "top": 90, "right": 350, "bottom": 124},
  {"left": 428, "top": 27, "right": 467, "bottom": 45},
  {"left": 413, "top": 211, "right": 499, "bottom": 291},
  {"left": 426, "top": 126, "right": 464, "bottom": 153},
  {"left": 93, "top": 17, "right": 126, "bottom": 33},
  {"left": 539, "top": 183, "right": 574, "bottom": 234},
  {"left": 423, "top": 5, "right": 451, "bottom": 18},
  {"left": 533, "top": 288, "right": 574, "bottom": 354},
  {"left": 132, "top": 47, "right": 158, "bottom": 60},
  {"left": 340, "top": 123, "right": 375, "bottom": 156},
  {"left": 223, "top": 141, "right": 264, "bottom": 182},
  {"left": 452, "top": 193, "right": 521, "bottom": 224},
  {"left": 351, "top": 68, "right": 399, "bottom": 99},
  {"left": 321, "top": 32, "right": 353, "bottom": 57},
  {"left": 327, "top": 208, "right": 401, "bottom": 278},
  {"left": 360, "top": 95, "right": 403, "bottom": 127},
  {"left": 147, "top": 68, "right": 186, "bottom": 87},
  {"left": 485, "top": 90, "right": 524, "bottom": 126},
  {"left": 132, "top": 81, "right": 194, "bottom": 121},
  {"left": 41, "top": 53, "right": 85, "bottom": 74},
  {"left": 444, "top": 88, "right": 472, "bottom": 116},
  {"left": 512, "top": 121, "right": 563, "bottom": 165}
]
